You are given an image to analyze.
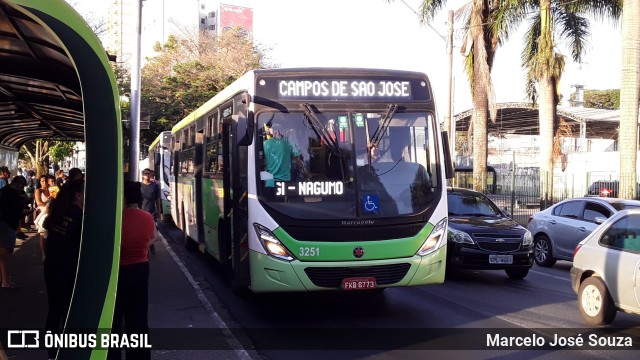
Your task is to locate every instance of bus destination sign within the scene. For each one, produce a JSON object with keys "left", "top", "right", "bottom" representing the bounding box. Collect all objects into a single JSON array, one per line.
[
  {"left": 279, "top": 80, "right": 410, "bottom": 99},
  {"left": 257, "top": 76, "right": 430, "bottom": 101}
]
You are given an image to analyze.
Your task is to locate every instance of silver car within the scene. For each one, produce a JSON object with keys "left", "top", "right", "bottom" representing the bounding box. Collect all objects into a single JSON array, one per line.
[
  {"left": 527, "top": 197, "right": 640, "bottom": 267},
  {"left": 571, "top": 209, "right": 640, "bottom": 325}
]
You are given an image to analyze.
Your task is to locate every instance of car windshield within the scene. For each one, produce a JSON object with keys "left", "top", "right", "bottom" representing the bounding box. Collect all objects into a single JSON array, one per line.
[
  {"left": 257, "top": 109, "right": 439, "bottom": 220},
  {"left": 447, "top": 192, "right": 502, "bottom": 217}
]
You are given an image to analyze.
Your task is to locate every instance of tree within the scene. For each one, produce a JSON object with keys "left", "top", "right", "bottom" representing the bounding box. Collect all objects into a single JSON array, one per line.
[
  {"left": 49, "top": 142, "right": 76, "bottom": 167},
  {"left": 21, "top": 140, "right": 51, "bottom": 177},
  {"left": 391, "top": 0, "right": 511, "bottom": 191},
  {"left": 618, "top": 0, "right": 640, "bottom": 199},
  {"left": 461, "top": 0, "right": 499, "bottom": 191},
  {"left": 506, "top": 0, "right": 621, "bottom": 205},
  {"left": 582, "top": 89, "right": 620, "bottom": 109},
  {"left": 140, "top": 27, "right": 274, "bottom": 148}
]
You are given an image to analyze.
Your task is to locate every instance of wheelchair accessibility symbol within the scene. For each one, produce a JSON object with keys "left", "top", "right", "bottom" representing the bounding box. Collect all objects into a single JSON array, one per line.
[{"left": 362, "top": 194, "right": 379, "bottom": 213}]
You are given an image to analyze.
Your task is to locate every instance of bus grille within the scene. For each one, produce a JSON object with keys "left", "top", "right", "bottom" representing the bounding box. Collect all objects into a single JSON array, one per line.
[{"left": 304, "top": 263, "right": 411, "bottom": 288}]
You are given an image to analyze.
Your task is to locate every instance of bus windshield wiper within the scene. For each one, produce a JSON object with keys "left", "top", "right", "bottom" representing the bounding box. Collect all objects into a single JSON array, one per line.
[
  {"left": 300, "top": 103, "right": 341, "bottom": 156},
  {"left": 369, "top": 103, "right": 398, "bottom": 152}
]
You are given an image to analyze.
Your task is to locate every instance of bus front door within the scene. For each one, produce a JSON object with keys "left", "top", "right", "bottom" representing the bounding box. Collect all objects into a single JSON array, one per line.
[{"left": 222, "top": 121, "right": 250, "bottom": 290}]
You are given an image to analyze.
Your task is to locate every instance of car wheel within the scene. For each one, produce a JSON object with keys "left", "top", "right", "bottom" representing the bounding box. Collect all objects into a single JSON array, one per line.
[
  {"left": 578, "top": 276, "right": 617, "bottom": 326},
  {"left": 534, "top": 235, "right": 556, "bottom": 267},
  {"left": 505, "top": 268, "right": 529, "bottom": 279}
]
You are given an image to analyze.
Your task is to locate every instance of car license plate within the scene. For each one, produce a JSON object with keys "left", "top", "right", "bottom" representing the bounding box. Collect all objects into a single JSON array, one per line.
[
  {"left": 341, "top": 277, "right": 377, "bottom": 290},
  {"left": 489, "top": 255, "right": 513, "bottom": 264}
]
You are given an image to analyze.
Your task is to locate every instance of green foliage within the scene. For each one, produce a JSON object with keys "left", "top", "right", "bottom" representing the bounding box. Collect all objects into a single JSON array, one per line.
[
  {"left": 583, "top": 89, "right": 620, "bottom": 109},
  {"left": 138, "top": 29, "right": 274, "bottom": 148},
  {"left": 49, "top": 141, "right": 75, "bottom": 162}
]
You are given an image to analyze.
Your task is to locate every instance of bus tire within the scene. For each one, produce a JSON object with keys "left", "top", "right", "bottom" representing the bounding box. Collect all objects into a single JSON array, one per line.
[
  {"left": 182, "top": 205, "right": 197, "bottom": 251},
  {"left": 231, "top": 279, "right": 251, "bottom": 297},
  {"left": 218, "top": 220, "right": 233, "bottom": 280}
]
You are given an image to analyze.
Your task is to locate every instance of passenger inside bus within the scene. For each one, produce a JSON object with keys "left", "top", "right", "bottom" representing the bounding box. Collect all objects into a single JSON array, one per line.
[{"left": 262, "top": 123, "right": 305, "bottom": 187}]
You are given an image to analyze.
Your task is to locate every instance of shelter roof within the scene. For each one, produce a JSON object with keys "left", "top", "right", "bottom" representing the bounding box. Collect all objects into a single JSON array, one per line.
[
  {"left": 0, "top": 3, "right": 83, "bottom": 149},
  {"left": 453, "top": 102, "right": 620, "bottom": 139}
]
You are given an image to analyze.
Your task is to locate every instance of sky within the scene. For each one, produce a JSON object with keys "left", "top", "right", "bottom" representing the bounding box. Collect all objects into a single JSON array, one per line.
[{"left": 70, "top": 0, "right": 624, "bottom": 118}]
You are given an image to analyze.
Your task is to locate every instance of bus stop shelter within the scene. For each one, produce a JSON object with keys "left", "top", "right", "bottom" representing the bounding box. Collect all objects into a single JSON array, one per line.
[{"left": 1, "top": 1, "right": 121, "bottom": 358}]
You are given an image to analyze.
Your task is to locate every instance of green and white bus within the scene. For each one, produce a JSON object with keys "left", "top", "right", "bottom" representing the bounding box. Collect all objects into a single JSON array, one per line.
[
  {"left": 169, "top": 68, "right": 452, "bottom": 292},
  {"left": 148, "top": 131, "right": 172, "bottom": 221}
]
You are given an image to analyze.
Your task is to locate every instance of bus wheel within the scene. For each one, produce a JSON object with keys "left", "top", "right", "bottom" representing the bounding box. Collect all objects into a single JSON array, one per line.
[
  {"left": 218, "top": 221, "right": 233, "bottom": 279},
  {"left": 231, "top": 279, "right": 251, "bottom": 297},
  {"left": 182, "top": 206, "right": 197, "bottom": 251}
]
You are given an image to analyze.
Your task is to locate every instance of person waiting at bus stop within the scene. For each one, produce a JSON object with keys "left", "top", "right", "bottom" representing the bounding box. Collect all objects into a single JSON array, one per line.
[
  {"left": 42, "top": 179, "right": 84, "bottom": 359},
  {"left": 108, "top": 181, "right": 157, "bottom": 360},
  {"left": 141, "top": 168, "right": 161, "bottom": 254},
  {"left": 0, "top": 175, "right": 29, "bottom": 289}
]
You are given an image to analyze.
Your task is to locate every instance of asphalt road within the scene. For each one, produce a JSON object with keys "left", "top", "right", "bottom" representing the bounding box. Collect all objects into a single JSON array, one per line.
[{"left": 159, "top": 222, "right": 640, "bottom": 360}]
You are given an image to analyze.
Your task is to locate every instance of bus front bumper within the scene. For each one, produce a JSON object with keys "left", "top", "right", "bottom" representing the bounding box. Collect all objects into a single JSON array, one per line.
[{"left": 248, "top": 247, "right": 446, "bottom": 293}]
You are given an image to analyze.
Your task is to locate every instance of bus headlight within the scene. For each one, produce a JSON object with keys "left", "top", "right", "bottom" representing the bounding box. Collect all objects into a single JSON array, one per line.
[
  {"left": 417, "top": 218, "right": 447, "bottom": 256},
  {"left": 253, "top": 224, "right": 294, "bottom": 261}
]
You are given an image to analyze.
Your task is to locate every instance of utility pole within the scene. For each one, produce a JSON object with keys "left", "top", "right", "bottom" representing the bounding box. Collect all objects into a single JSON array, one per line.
[
  {"left": 398, "top": 1, "right": 456, "bottom": 159},
  {"left": 445, "top": 10, "right": 455, "bottom": 159},
  {"left": 129, "top": 0, "right": 143, "bottom": 181}
]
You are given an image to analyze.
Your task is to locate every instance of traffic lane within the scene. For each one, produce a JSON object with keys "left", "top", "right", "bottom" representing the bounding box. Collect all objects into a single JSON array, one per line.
[
  {"left": 158, "top": 223, "right": 639, "bottom": 358},
  {"left": 444, "top": 265, "right": 639, "bottom": 328},
  {"left": 160, "top": 221, "right": 636, "bottom": 330}
]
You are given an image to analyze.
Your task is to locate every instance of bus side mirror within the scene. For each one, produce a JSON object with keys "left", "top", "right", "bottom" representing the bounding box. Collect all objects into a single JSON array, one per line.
[
  {"left": 236, "top": 93, "right": 254, "bottom": 146},
  {"left": 153, "top": 152, "right": 161, "bottom": 167},
  {"left": 441, "top": 131, "right": 454, "bottom": 179}
]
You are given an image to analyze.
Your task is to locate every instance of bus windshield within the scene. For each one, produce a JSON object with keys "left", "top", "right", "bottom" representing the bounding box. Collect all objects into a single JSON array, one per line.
[{"left": 257, "top": 109, "right": 439, "bottom": 219}]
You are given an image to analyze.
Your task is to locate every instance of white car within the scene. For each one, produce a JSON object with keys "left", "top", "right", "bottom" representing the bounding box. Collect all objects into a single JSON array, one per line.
[{"left": 570, "top": 209, "right": 640, "bottom": 325}]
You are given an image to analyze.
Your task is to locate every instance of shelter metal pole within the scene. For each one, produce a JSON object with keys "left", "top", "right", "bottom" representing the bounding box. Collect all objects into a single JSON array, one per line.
[{"left": 129, "top": 0, "right": 143, "bottom": 181}]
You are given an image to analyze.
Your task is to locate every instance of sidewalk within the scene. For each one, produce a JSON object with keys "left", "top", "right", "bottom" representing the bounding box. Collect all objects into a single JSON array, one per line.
[{"left": 0, "top": 227, "right": 253, "bottom": 360}]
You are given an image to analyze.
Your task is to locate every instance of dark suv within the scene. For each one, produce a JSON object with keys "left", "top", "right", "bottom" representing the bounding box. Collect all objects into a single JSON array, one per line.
[
  {"left": 587, "top": 180, "right": 619, "bottom": 198},
  {"left": 446, "top": 188, "right": 534, "bottom": 279}
]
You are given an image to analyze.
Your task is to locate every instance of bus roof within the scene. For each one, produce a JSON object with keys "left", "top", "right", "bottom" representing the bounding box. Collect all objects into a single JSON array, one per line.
[
  {"left": 171, "top": 70, "right": 256, "bottom": 133},
  {"left": 148, "top": 130, "right": 171, "bottom": 150}
]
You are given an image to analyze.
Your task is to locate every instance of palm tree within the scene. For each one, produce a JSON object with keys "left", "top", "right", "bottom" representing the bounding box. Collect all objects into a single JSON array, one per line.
[
  {"left": 391, "top": 0, "right": 502, "bottom": 191},
  {"left": 618, "top": 0, "right": 640, "bottom": 199},
  {"left": 512, "top": 0, "right": 621, "bottom": 205}
]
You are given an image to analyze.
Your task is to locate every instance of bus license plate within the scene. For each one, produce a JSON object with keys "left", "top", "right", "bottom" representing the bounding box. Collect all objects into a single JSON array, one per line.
[
  {"left": 341, "top": 277, "right": 377, "bottom": 290},
  {"left": 489, "top": 255, "right": 513, "bottom": 264}
]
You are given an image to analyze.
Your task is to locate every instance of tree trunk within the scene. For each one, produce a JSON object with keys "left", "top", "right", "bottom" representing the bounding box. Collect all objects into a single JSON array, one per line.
[
  {"left": 537, "top": 0, "right": 555, "bottom": 208},
  {"left": 619, "top": 0, "right": 640, "bottom": 199},
  {"left": 472, "top": 68, "right": 488, "bottom": 192},
  {"left": 471, "top": 0, "right": 488, "bottom": 192},
  {"left": 538, "top": 77, "right": 555, "bottom": 206}
]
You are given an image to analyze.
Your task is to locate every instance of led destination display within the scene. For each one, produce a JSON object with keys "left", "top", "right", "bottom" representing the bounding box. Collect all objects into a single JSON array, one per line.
[
  {"left": 257, "top": 75, "right": 431, "bottom": 101},
  {"left": 275, "top": 181, "right": 345, "bottom": 197}
]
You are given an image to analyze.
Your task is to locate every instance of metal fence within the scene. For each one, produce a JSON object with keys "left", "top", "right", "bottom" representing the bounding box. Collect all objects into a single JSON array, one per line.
[{"left": 451, "top": 169, "right": 640, "bottom": 226}]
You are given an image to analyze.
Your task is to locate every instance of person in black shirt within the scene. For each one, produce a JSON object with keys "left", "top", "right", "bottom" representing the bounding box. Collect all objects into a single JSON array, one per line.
[
  {"left": 42, "top": 180, "right": 84, "bottom": 359},
  {"left": 0, "top": 176, "right": 29, "bottom": 288}
]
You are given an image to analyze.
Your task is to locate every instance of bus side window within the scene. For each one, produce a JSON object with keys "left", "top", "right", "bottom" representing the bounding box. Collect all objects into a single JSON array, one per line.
[{"left": 205, "top": 141, "right": 218, "bottom": 174}]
